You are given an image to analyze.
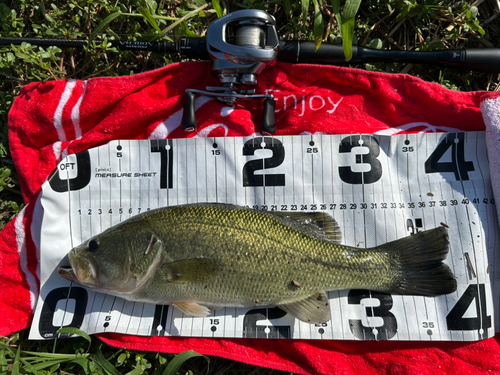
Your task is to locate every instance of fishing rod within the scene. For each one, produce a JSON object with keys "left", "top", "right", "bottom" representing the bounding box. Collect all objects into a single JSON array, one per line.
[
  {"left": 2, "top": 22, "right": 499, "bottom": 71},
  {"left": 2, "top": 9, "right": 500, "bottom": 133},
  {"left": 2, "top": 30, "right": 499, "bottom": 71}
]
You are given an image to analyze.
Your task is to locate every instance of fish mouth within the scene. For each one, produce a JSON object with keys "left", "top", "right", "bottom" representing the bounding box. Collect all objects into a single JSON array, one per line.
[
  {"left": 58, "top": 250, "right": 98, "bottom": 285},
  {"left": 58, "top": 265, "right": 78, "bottom": 282}
]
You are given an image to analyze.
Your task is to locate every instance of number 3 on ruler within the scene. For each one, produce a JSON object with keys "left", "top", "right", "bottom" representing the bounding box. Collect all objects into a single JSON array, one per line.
[
  {"left": 339, "top": 135, "right": 383, "bottom": 184},
  {"left": 347, "top": 290, "right": 397, "bottom": 340}
]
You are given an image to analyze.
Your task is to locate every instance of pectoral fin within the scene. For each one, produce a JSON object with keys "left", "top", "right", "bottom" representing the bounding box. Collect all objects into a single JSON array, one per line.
[
  {"left": 163, "top": 258, "right": 218, "bottom": 283},
  {"left": 200, "top": 304, "right": 224, "bottom": 311},
  {"left": 172, "top": 302, "right": 211, "bottom": 317},
  {"left": 278, "top": 292, "right": 331, "bottom": 324}
]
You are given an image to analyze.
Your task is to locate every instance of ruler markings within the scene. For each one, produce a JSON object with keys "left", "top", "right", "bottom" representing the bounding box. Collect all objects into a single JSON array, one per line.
[
  {"left": 262, "top": 135, "right": 266, "bottom": 206},
  {"left": 85, "top": 291, "right": 99, "bottom": 334},
  {"left": 365, "top": 137, "right": 375, "bottom": 339},
  {"left": 191, "top": 307, "right": 197, "bottom": 338},
  {"left": 415, "top": 133, "right": 429, "bottom": 339},
  {"left": 425, "top": 134, "right": 442, "bottom": 340},
  {"left": 410, "top": 134, "right": 424, "bottom": 341},
  {"left": 128, "top": 141, "right": 131, "bottom": 216},
  {"left": 194, "top": 137, "right": 199, "bottom": 203},
  {"left": 102, "top": 296, "right": 117, "bottom": 333},
  {"left": 56, "top": 159, "right": 76, "bottom": 338},
  {"left": 31, "top": 133, "right": 497, "bottom": 341},
  {"left": 446, "top": 179, "right": 462, "bottom": 341},
  {"left": 464, "top": 134, "right": 487, "bottom": 338},
  {"left": 311, "top": 135, "right": 314, "bottom": 205},
  {"left": 94, "top": 293, "right": 108, "bottom": 333},
  {"left": 321, "top": 135, "right": 325, "bottom": 212},
  {"left": 401, "top": 136, "right": 412, "bottom": 340},
  {"left": 224, "top": 136, "right": 228, "bottom": 204},
  {"left": 395, "top": 136, "right": 407, "bottom": 340},
  {"left": 474, "top": 133, "right": 493, "bottom": 292},
  {"left": 131, "top": 302, "right": 143, "bottom": 335},
  {"left": 214, "top": 137, "right": 218, "bottom": 203}
]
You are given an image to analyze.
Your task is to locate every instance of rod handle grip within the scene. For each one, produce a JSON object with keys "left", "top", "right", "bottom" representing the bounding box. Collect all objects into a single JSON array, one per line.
[{"left": 464, "top": 49, "right": 500, "bottom": 73}]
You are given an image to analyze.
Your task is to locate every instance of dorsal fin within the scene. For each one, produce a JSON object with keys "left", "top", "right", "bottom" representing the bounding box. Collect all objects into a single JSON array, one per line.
[{"left": 269, "top": 211, "right": 342, "bottom": 243}]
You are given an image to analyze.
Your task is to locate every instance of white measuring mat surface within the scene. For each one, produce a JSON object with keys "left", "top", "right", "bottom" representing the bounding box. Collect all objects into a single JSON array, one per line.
[{"left": 30, "top": 132, "right": 499, "bottom": 341}]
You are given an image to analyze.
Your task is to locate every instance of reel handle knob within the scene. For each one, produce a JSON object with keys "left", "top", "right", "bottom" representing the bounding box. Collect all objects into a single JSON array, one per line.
[
  {"left": 181, "top": 92, "right": 197, "bottom": 132},
  {"left": 262, "top": 98, "right": 276, "bottom": 135}
]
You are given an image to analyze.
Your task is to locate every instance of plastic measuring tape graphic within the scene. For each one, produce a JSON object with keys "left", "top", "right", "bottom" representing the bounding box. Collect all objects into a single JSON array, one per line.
[{"left": 30, "top": 132, "right": 499, "bottom": 341}]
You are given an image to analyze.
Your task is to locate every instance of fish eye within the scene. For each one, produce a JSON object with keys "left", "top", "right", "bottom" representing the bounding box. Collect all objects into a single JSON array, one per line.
[{"left": 88, "top": 239, "right": 99, "bottom": 252}]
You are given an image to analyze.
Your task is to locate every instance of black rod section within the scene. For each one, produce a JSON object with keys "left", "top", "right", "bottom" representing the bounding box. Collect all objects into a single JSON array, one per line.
[
  {"left": 1, "top": 36, "right": 499, "bottom": 73},
  {"left": 0, "top": 37, "right": 89, "bottom": 48},
  {"left": 0, "top": 36, "right": 209, "bottom": 59},
  {"left": 279, "top": 41, "right": 500, "bottom": 73}
]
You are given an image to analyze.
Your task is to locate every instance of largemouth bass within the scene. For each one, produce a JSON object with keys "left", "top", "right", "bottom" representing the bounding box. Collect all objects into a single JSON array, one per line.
[{"left": 59, "top": 203, "right": 457, "bottom": 324}]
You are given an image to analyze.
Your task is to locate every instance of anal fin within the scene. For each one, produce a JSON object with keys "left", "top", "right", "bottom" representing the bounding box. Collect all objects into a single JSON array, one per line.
[
  {"left": 172, "top": 301, "right": 211, "bottom": 317},
  {"left": 278, "top": 291, "right": 331, "bottom": 324}
]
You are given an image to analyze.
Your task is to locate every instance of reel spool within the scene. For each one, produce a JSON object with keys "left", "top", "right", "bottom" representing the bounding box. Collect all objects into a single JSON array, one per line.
[{"left": 181, "top": 9, "right": 279, "bottom": 134}]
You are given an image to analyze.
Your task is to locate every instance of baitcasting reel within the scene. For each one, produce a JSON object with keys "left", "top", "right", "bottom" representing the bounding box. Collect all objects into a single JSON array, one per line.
[{"left": 181, "top": 9, "right": 280, "bottom": 134}]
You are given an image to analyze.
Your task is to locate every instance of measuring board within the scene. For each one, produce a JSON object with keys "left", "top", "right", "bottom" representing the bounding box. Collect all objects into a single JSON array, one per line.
[{"left": 30, "top": 132, "right": 499, "bottom": 341}]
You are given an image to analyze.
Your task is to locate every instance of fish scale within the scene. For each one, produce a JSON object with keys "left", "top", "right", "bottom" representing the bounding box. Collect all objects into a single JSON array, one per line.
[
  {"left": 60, "top": 203, "right": 457, "bottom": 324},
  {"left": 144, "top": 206, "right": 391, "bottom": 300}
]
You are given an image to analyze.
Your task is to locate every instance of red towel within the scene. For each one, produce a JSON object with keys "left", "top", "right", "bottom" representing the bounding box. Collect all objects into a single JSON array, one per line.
[{"left": 2, "top": 61, "right": 500, "bottom": 374}]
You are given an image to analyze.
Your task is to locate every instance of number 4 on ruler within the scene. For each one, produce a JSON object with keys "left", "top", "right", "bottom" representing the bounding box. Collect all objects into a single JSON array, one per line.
[
  {"left": 446, "top": 284, "right": 491, "bottom": 334},
  {"left": 425, "top": 133, "right": 475, "bottom": 180}
]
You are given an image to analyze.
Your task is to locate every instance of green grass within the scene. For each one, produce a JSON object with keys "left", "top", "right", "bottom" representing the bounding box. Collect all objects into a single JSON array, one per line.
[
  {"left": 2, "top": 328, "right": 267, "bottom": 375},
  {"left": 1, "top": 0, "right": 500, "bottom": 373}
]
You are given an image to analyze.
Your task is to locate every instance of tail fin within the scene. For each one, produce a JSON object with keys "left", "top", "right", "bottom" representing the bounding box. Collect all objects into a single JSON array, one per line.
[{"left": 380, "top": 227, "right": 457, "bottom": 296}]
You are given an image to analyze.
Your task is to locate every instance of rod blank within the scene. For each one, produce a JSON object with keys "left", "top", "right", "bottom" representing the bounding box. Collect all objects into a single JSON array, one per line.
[{"left": 1, "top": 36, "right": 499, "bottom": 73}]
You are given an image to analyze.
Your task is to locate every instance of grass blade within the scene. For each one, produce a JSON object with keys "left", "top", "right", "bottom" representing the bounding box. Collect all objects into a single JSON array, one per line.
[
  {"left": 160, "top": 3, "right": 208, "bottom": 36},
  {"left": 283, "top": 0, "right": 292, "bottom": 18},
  {"left": 181, "top": 21, "right": 199, "bottom": 37},
  {"left": 312, "top": 0, "right": 324, "bottom": 49},
  {"left": 341, "top": 17, "right": 355, "bottom": 60},
  {"left": 126, "top": 365, "right": 147, "bottom": 375},
  {"left": 11, "top": 343, "right": 20, "bottom": 375},
  {"left": 30, "top": 359, "right": 73, "bottom": 371},
  {"left": 138, "top": 7, "right": 162, "bottom": 33},
  {"left": 57, "top": 327, "right": 92, "bottom": 343},
  {"left": 91, "top": 346, "right": 121, "bottom": 375},
  {"left": 341, "top": 0, "right": 362, "bottom": 61},
  {"left": 343, "top": 0, "right": 362, "bottom": 19},
  {"left": 17, "top": 357, "right": 40, "bottom": 375},
  {"left": 89, "top": 11, "right": 123, "bottom": 43},
  {"left": 330, "top": 0, "right": 342, "bottom": 30},
  {"left": 162, "top": 351, "right": 208, "bottom": 375},
  {"left": 301, "top": 0, "right": 309, "bottom": 27},
  {"left": 212, "top": 0, "right": 223, "bottom": 18},
  {"left": 71, "top": 357, "right": 94, "bottom": 375},
  {"left": 9, "top": 351, "right": 84, "bottom": 359},
  {"left": 57, "top": 327, "right": 92, "bottom": 353},
  {"left": 331, "top": 0, "right": 340, "bottom": 14},
  {"left": 0, "top": 348, "right": 8, "bottom": 372}
]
